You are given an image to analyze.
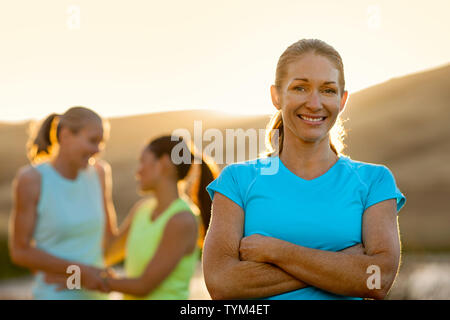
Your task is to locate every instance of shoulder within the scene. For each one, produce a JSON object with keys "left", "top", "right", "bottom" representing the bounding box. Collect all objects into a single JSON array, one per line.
[
  {"left": 340, "top": 156, "right": 395, "bottom": 184},
  {"left": 220, "top": 156, "right": 274, "bottom": 178},
  {"left": 14, "top": 165, "right": 41, "bottom": 199},
  {"left": 15, "top": 164, "right": 41, "bottom": 186},
  {"left": 166, "top": 210, "right": 197, "bottom": 234}
]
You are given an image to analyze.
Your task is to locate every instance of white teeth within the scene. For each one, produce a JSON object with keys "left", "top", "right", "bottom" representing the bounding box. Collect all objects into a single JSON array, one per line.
[{"left": 299, "top": 115, "right": 324, "bottom": 122}]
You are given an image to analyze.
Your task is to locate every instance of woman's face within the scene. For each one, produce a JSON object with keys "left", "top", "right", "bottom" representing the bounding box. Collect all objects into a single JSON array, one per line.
[
  {"left": 61, "top": 120, "right": 105, "bottom": 169},
  {"left": 136, "top": 149, "right": 162, "bottom": 192},
  {"left": 271, "top": 53, "right": 348, "bottom": 147}
]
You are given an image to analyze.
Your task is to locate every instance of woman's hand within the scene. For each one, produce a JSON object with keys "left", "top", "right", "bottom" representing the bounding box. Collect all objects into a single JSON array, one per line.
[
  {"left": 81, "top": 266, "right": 111, "bottom": 293},
  {"left": 240, "top": 235, "right": 366, "bottom": 264},
  {"left": 239, "top": 234, "right": 278, "bottom": 263},
  {"left": 43, "top": 266, "right": 114, "bottom": 293},
  {"left": 43, "top": 272, "right": 68, "bottom": 290}
]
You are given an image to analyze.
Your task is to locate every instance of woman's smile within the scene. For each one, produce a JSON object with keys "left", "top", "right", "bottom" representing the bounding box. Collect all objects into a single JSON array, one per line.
[{"left": 297, "top": 114, "right": 328, "bottom": 125}]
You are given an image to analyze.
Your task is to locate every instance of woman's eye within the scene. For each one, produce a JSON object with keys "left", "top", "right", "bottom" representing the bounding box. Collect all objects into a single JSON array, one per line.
[
  {"left": 323, "top": 88, "right": 337, "bottom": 94},
  {"left": 294, "top": 86, "right": 306, "bottom": 92}
]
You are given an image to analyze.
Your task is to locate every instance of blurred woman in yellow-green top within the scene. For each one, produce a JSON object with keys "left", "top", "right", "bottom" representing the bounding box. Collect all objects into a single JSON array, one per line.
[{"left": 103, "top": 135, "right": 218, "bottom": 299}]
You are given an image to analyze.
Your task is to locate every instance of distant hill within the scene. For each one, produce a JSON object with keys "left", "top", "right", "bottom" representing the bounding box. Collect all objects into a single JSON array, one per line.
[
  {"left": 340, "top": 64, "right": 450, "bottom": 252},
  {"left": 0, "top": 64, "right": 449, "bottom": 252}
]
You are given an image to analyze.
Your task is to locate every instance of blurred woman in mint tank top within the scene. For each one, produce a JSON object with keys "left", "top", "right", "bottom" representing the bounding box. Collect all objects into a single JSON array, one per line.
[
  {"left": 9, "top": 106, "right": 120, "bottom": 299},
  {"left": 101, "top": 135, "right": 218, "bottom": 299}
]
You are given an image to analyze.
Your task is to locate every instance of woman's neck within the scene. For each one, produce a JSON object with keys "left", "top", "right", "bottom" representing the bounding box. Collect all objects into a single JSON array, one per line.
[
  {"left": 153, "top": 179, "right": 180, "bottom": 217},
  {"left": 51, "top": 154, "right": 80, "bottom": 180},
  {"left": 279, "top": 133, "right": 339, "bottom": 180}
]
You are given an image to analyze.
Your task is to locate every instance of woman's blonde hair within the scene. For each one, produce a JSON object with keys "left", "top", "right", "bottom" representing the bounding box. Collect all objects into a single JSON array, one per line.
[
  {"left": 27, "top": 106, "right": 109, "bottom": 164},
  {"left": 264, "top": 39, "right": 347, "bottom": 157}
]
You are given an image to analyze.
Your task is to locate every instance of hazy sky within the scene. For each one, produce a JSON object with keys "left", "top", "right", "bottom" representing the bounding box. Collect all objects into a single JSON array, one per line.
[{"left": 1, "top": 0, "right": 449, "bottom": 122}]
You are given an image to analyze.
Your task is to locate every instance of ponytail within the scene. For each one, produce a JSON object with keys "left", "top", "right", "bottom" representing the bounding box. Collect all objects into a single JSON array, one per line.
[
  {"left": 265, "top": 110, "right": 283, "bottom": 157},
  {"left": 27, "top": 113, "right": 60, "bottom": 164},
  {"left": 189, "top": 154, "right": 219, "bottom": 246}
]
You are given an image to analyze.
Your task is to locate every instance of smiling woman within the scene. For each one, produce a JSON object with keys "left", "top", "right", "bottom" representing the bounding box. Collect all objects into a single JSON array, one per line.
[
  {"left": 27, "top": 107, "right": 109, "bottom": 167},
  {"left": 9, "top": 106, "right": 119, "bottom": 299},
  {"left": 266, "top": 39, "right": 347, "bottom": 158},
  {"left": 202, "top": 39, "right": 406, "bottom": 300}
]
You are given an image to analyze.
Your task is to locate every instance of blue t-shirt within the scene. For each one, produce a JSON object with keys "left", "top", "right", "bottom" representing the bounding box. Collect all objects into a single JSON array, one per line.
[{"left": 206, "top": 154, "right": 406, "bottom": 300}]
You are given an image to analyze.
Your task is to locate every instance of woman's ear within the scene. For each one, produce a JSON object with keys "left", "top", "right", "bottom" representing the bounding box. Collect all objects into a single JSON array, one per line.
[
  {"left": 160, "top": 153, "right": 177, "bottom": 178},
  {"left": 339, "top": 90, "right": 349, "bottom": 113},
  {"left": 270, "top": 85, "right": 281, "bottom": 110},
  {"left": 57, "top": 126, "right": 72, "bottom": 145}
]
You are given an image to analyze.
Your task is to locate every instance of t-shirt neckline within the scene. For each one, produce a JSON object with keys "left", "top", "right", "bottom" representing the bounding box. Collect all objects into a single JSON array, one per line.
[{"left": 275, "top": 154, "right": 346, "bottom": 186}]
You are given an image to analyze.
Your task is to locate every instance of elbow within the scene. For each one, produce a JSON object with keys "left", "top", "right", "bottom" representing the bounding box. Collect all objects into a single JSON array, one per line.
[
  {"left": 362, "top": 254, "right": 399, "bottom": 300},
  {"left": 204, "top": 271, "right": 236, "bottom": 300},
  {"left": 206, "top": 282, "right": 231, "bottom": 300},
  {"left": 365, "top": 287, "right": 389, "bottom": 300},
  {"left": 363, "top": 270, "right": 397, "bottom": 300},
  {"left": 204, "top": 274, "right": 225, "bottom": 300},
  {"left": 9, "top": 246, "right": 26, "bottom": 267}
]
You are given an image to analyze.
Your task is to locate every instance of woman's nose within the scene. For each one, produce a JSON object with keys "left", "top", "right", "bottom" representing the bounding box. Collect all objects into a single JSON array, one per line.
[{"left": 305, "top": 90, "right": 322, "bottom": 111}]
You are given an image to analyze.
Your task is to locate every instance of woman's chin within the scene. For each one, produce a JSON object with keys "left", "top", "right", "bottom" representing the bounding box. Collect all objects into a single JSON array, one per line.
[
  {"left": 296, "top": 135, "right": 325, "bottom": 145},
  {"left": 80, "top": 160, "right": 89, "bottom": 169},
  {"left": 138, "top": 184, "right": 152, "bottom": 193}
]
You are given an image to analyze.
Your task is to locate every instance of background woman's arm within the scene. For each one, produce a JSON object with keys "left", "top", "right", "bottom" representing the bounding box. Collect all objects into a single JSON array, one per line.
[
  {"left": 94, "top": 160, "right": 119, "bottom": 252},
  {"left": 105, "top": 211, "right": 198, "bottom": 297},
  {"left": 240, "top": 199, "right": 401, "bottom": 299}
]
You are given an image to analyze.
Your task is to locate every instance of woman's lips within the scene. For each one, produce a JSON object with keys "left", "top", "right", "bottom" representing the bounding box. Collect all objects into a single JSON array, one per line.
[{"left": 297, "top": 114, "right": 327, "bottom": 125}]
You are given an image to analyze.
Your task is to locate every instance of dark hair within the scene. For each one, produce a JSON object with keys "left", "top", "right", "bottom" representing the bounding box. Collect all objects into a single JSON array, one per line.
[
  {"left": 27, "top": 106, "right": 108, "bottom": 163},
  {"left": 266, "top": 39, "right": 346, "bottom": 157},
  {"left": 146, "top": 135, "right": 219, "bottom": 243}
]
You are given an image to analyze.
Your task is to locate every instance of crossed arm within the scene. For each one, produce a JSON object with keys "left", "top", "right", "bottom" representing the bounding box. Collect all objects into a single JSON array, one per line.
[{"left": 202, "top": 192, "right": 401, "bottom": 300}]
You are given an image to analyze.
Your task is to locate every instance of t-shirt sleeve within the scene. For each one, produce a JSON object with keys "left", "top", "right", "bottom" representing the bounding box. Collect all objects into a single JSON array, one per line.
[
  {"left": 206, "top": 164, "right": 244, "bottom": 209},
  {"left": 365, "top": 165, "right": 406, "bottom": 213}
]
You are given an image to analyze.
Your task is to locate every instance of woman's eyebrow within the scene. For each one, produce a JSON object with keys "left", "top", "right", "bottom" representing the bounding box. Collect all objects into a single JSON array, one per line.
[{"left": 293, "top": 78, "right": 336, "bottom": 85}]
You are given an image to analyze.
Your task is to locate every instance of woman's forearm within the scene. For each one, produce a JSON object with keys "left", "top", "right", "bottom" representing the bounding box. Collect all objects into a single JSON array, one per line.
[
  {"left": 205, "top": 258, "right": 308, "bottom": 300},
  {"left": 209, "top": 243, "right": 365, "bottom": 300},
  {"left": 106, "top": 273, "right": 166, "bottom": 298},
  {"left": 265, "top": 238, "right": 395, "bottom": 299},
  {"left": 11, "top": 246, "right": 85, "bottom": 275},
  {"left": 106, "top": 277, "right": 149, "bottom": 297}
]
